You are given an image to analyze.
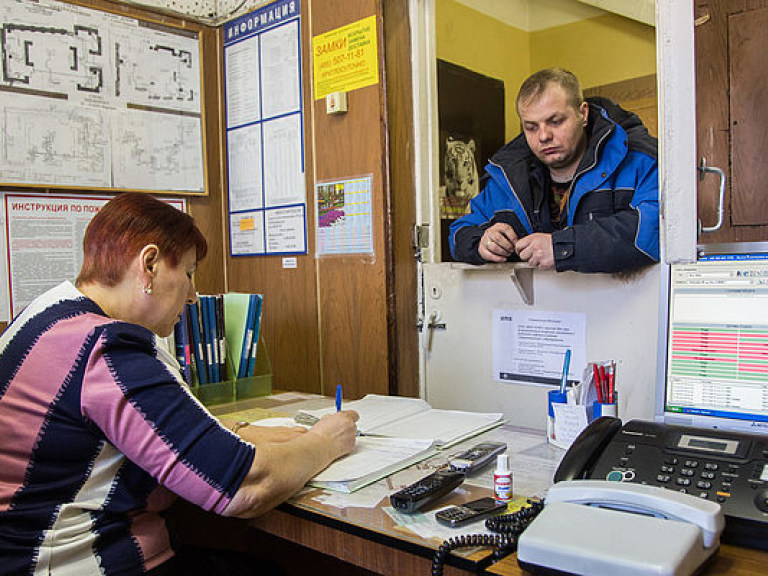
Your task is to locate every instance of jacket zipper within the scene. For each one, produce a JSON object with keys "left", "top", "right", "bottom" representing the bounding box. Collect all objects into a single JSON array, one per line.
[
  {"left": 565, "top": 126, "right": 613, "bottom": 225},
  {"left": 488, "top": 158, "right": 534, "bottom": 232}
]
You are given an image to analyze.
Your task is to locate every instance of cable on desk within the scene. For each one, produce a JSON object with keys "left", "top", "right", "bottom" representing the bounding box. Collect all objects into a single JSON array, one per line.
[
  {"left": 431, "top": 534, "right": 512, "bottom": 576},
  {"left": 430, "top": 499, "right": 544, "bottom": 576},
  {"left": 484, "top": 498, "right": 544, "bottom": 535}
]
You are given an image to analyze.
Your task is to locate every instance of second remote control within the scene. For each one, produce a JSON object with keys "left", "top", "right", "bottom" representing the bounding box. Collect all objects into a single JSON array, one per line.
[{"left": 389, "top": 469, "right": 465, "bottom": 514}]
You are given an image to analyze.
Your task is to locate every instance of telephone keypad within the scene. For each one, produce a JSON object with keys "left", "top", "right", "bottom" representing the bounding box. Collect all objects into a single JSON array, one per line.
[
  {"left": 586, "top": 420, "right": 768, "bottom": 550},
  {"left": 620, "top": 452, "right": 747, "bottom": 506}
]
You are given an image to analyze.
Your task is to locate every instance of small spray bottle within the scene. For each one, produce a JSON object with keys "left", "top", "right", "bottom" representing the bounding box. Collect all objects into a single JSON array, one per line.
[{"left": 493, "top": 454, "right": 512, "bottom": 503}]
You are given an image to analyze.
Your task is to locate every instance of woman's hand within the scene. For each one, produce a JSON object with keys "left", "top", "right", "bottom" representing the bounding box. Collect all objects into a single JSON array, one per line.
[
  {"left": 240, "top": 425, "right": 308, "bottom": 444},
  {"left": 307, "top": 410, "right": 359, "bottom": 460}
]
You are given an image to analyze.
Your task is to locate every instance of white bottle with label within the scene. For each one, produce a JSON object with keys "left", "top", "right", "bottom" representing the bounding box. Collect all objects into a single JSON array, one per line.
[{"left": 493, "top": 454, "right": 513, "bottom": 502}]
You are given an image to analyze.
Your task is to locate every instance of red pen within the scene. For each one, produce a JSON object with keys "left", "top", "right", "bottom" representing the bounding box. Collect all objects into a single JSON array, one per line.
[
  {"left": 608, "top": 362, "right": 615, "bottom": 404},
  {"left": 593, "top": 363, "right": 603, "bottom": 403},
  {"left": 599, "top": 364, "right": 607, "bottom": 404}
]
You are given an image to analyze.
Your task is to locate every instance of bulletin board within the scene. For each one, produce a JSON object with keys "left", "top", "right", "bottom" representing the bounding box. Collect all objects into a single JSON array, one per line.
[
  {"left": 0, "top": 0, "right": 207, "bottom": 195},
  {"left": 223, "top": 0, "right": 307, "bottom": 256}
]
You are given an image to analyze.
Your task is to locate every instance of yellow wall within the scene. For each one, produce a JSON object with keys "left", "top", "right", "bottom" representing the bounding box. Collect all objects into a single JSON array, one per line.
[
  {"left": 530, "top": 14, "right": 656, "bottom": 90},
  {"left": 436, "top": 1, "right": 656, "bottom": 141},
  {"left": 436, "top": 0, "right": 529, "bottom": 140}
]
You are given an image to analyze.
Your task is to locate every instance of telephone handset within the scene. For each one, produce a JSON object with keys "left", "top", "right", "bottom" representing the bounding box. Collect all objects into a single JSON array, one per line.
[
  {"left": 552, "top": 417, "right": 768, "bottom": 551},
  {"left": 517, "top": 480, "right": 724, "bottom": 576},
  {"left": 553, "top": 416, "right": 622, "bottom": 482}
]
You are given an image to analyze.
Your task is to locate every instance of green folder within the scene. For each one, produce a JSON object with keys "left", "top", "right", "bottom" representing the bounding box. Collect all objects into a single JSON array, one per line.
[{"left": 223, "top": 293, "right": 253, "bottom": 380}]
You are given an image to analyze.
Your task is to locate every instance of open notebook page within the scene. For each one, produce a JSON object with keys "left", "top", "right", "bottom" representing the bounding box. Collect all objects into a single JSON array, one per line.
[
  {"left": 295, "top": 394, "right": 432, "bottom": 433},
  {"left": 369, "top": 409, "right": 504, "bottom": 447}
]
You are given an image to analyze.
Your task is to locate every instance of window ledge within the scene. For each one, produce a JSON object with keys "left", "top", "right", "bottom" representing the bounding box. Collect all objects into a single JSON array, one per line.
[{"left": 449, "top": 262, "right": 534, "bottom": 305}]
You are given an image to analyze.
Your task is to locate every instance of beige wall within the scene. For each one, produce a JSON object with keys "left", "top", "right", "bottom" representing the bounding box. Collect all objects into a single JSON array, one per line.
[
  {"left": 436, "top": 0, "right": 529, "bottom": 141},
  {"left": 436, "top": 0, "right": 656, "bottom": 141},
  {"left": 530, "top": 14, "right": 656, "bottom": 90}
]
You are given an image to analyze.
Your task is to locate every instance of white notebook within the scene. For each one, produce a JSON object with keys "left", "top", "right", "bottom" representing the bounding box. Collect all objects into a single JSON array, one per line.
[
  {"left": 295, "top": 394, "right": 504, "bottom": 448},
  {"left": 308, "top": 436, "right": 436, "bottom": 493}
]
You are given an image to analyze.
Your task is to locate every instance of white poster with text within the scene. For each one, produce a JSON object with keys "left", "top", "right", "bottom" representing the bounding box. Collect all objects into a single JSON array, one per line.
[{"left": 492, "top": 309, "right": 586, "bottom": 386}]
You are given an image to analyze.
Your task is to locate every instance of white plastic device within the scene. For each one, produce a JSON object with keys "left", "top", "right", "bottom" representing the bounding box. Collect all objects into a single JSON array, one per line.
[{"left": 517, "top": 480, "right": 725, "bottom": 576}]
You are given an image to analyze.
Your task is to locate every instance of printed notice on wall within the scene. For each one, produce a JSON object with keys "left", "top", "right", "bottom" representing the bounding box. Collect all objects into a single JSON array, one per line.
[
  {"left": 315, "top": 176, "right": 373, "bottom": 256},
  {"left": 312, "top": 14, "right": 379, "bottom": 100},
  {"left": 223, "top": 0, "right": 307, "bottom": 256},
  {"left": 2, "top": 193, "right": 185, "bottom": 321},
  {"left": 492, "top": 309, "right": 586, "bottom": 386}
]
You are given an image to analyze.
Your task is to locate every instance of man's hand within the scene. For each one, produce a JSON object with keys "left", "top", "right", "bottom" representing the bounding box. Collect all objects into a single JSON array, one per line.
[
  {"left": 515, "top": 233, "right": 555, "bottom": 270},
  {"left": 479, "top": 223, "right": 518, "bottom": 262}
]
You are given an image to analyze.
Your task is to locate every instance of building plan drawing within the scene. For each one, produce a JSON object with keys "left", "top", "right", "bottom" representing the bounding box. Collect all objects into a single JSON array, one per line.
[{"left": 0, "top": 0, "right": 205, "bottom": 192}]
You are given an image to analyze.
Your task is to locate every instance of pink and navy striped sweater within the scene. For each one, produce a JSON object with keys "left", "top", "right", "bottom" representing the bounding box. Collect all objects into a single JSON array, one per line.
[{"left": 0, "top": 282, "right": 255, "bottom": 575}]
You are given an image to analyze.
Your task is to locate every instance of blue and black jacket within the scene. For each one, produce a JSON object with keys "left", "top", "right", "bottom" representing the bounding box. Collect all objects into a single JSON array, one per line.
[{"left": 449, "top": 97, "right": 659, "bottom": 273}]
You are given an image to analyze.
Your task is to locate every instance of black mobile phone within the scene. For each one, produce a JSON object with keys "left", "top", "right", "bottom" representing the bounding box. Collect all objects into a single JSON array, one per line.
[
  {"left": 449, "top": 441, "right": 507, "bottom": 474},
  {"left": 434, "top": 496, "right": 508, "bottom": 527}
]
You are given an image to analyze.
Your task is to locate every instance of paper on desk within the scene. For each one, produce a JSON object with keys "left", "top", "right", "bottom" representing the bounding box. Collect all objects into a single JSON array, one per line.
[
  {"left": 251, "top": 417, "right": 310, "bottom": 428},
  {"left": 313, "top": 483, "right": 390, "bottom": 508},
  {"left": 383, "top": 501, "right": 498, "bottom": 541},
  {"left": 270, "top": 392, "right": 322, "bottom": 402},
  {"left": 551, "top": 403, "right": 588, "bottom": 450},
  {"left": 310, "top": 437, "right": 435, "bottom": 493}
]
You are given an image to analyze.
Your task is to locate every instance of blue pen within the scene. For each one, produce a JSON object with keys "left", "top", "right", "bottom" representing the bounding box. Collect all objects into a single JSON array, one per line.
[
  {"left": 335, "top": 384, "right": 342, "bottom": 412},
  {"left": 559, "top": 349, "right": 571, "bottom": 394}
]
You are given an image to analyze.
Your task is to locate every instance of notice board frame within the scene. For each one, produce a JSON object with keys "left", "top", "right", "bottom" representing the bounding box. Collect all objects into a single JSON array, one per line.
[{"left": 0, "top": 0, "right": 210, "bottom": 196}]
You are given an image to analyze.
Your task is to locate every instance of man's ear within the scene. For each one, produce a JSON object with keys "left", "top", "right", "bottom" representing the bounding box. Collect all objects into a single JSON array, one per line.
[{"left": 579, "top": 101, "right": 589, "bottom": 126}]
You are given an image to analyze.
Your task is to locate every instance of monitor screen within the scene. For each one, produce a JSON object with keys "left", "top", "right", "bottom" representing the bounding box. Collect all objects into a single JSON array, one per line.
[{"left": 658, "top": 253, "right": 768, "bottom": 433}]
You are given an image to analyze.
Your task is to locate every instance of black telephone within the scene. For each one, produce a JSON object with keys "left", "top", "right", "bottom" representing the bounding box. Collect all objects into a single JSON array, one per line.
[{"left": 553, "top": 416, "right": 768, "bottom": 551}]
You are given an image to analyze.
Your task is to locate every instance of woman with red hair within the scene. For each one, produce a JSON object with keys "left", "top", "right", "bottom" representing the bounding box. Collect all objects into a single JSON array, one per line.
[{"left": 0, "top": 193, "right": 357, "bottom": 575}]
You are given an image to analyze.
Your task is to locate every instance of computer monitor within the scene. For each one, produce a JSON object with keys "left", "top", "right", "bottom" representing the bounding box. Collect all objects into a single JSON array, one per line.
[{"left": 656, "top": 252, "right": 768, "bottom": 433}]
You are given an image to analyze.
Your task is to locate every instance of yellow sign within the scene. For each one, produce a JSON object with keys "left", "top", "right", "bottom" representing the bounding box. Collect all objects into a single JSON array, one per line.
[
  {"left": 239, "top": 217, "right": 255, "bottom": 231},
  {"left": 312, "top": 15, "right": 379, "bottom": 100}
]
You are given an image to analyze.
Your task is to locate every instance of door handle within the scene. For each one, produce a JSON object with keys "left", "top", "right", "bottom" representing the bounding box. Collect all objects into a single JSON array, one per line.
[
  {"left": 421, "top": 310, "right": 445, "bottom": 351},
  {"left": 698, "top": 157, "right": 726, "bottom": 235}
]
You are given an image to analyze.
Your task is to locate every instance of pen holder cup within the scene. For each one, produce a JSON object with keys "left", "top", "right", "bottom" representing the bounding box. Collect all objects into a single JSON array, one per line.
[
  {"left": 546, "top": 390, "right": 568, "bottom": 443},
  {"left": 592, "top": 400, "right": 618, "bottom": 420}
]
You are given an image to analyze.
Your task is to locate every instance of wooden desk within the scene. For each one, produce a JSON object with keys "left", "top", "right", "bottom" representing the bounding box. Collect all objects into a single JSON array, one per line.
[{"left": 211, "top": 394, "right": 768, "bottom": 576}]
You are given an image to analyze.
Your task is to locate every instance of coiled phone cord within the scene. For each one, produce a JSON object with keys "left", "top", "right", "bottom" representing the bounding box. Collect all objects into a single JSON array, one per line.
[
  {"left": 430, "top": 534, "right": 513, "bottom": 576},
  {"left": 484, "top": 498, "right": 544, "bottom": 534},
  {"left": 430, "top": 498, "right": 544, "bottom": 576}
]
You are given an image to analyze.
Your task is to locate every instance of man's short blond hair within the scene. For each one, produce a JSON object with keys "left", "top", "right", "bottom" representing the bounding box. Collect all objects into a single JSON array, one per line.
[{"left": 516, "top": 68, "right": 584, "bottom": 113}]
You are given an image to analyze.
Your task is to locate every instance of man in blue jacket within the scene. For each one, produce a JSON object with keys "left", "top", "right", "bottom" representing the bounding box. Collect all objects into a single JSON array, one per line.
[{"left": 449, "top": 68, "right": 659, "bottom": 273}]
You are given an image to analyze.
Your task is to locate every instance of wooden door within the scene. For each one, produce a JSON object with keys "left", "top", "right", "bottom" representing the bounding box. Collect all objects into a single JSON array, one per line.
[
  {"left": 583, "top": 74, "right": 657, "bottom": 139},
  {"left": 695, "top": 0, "right": 768, "bottom": 244}
]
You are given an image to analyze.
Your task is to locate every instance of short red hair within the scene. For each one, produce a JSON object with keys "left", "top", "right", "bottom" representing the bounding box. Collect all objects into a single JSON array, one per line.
[{"left": 77, "top": 192, "right": 207, "bottom": 287}]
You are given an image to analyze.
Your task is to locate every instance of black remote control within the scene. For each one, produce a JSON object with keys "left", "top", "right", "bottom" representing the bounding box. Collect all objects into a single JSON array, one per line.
[{"left": 389, "top": 469, "right": 465, "bottom": 514}]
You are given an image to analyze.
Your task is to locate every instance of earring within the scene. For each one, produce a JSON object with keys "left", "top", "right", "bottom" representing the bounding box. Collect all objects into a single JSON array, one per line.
[{"left": 142, "top": 285, "right": 153, "bottom": 295}]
